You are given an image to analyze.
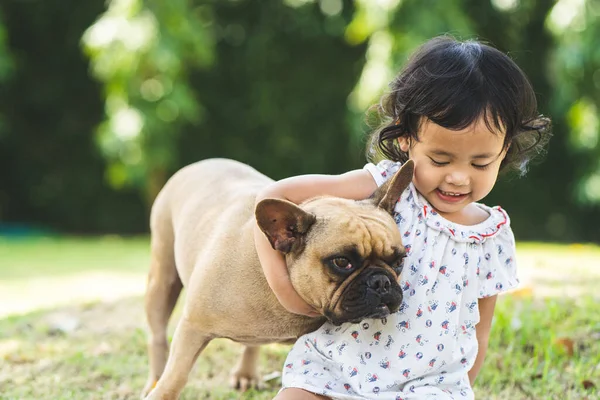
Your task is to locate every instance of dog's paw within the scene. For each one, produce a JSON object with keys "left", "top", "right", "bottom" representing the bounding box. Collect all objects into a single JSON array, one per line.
[
  {"left": 140, "top": 379, "right": 158, "bottom": 399},
  {"left": 229, "top": 371, "right": 262, "bottom": 392}
]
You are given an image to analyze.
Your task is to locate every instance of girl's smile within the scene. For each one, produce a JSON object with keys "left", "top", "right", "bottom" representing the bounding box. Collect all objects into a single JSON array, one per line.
[{"left": 435, "top": 189, "right": 470, "bottom": 203}]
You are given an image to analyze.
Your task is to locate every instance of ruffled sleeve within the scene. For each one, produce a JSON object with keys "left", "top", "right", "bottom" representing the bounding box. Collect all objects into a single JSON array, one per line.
[
  {"left": 363, "top": 160, "right": 402, "bottom": 187},
  {"left": 476, "top": 222, "right": 519, "bottom": 298}
]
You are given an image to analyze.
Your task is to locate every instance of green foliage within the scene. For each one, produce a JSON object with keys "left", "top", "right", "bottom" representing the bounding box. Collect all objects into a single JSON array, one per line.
[
  {"left": 82, "top": 0, "right": 369, "bottom": 202},
  {"left": 0, "top": 8, "right": 13, "bottom": 141},
  {"left": 0, "top": 0, "right": 148, "bottom": 234},
  {"left": 175, "top": 0, "right": 367, "bottom": 181},
  {"left": 0, "top": 9, "right": 12, "bottom": 81},
  {"left": 82, "top": 0, "right": 214, "bottom": 202},
  {"left": 547, "top": 0, "right": 600, "bottom": 204},
  {"left": 0, "top": 0, "right": 599, "bottom": 239}
]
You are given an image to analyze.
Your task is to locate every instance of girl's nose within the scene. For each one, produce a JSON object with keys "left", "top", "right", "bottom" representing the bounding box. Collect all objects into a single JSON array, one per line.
[{"left": 445, "top": 170, "right": 470, "bottom": 186}]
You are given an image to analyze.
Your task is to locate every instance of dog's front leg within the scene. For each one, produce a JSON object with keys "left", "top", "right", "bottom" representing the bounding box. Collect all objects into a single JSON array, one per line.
[{"left": 144, "top": 317, "right": 211, "bottom": 400}]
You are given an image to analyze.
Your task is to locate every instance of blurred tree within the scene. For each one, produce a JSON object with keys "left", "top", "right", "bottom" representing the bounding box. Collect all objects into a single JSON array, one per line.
[
  {"left": 0, "top": 0, "right": 598, "bottom": 240},
  {"left": 0, "top": 0, "right": 146, "bottom": 233},
  {"left": 0, "top": 0, "right": 368, "bottom": 233},
  {"left": 0, "top": 8, "right": 14, "bottom": 220},
  {"left": 177, "top": 0, "right": 367, "bottom": 180},
  {"left": 84, "top": 0, "right": 368, "bottom": 197},
  {"left": 547, "top": 0, "right": 600, "bottom": 205},
  {"left": 0, "top": 8, "right": 12, "bottom": 225},
  {"left": 0, "top": 9, "right": 12, "bottom": 82},
  {"left": 82, "top": 0, "right": 214, "bottom": 206}
]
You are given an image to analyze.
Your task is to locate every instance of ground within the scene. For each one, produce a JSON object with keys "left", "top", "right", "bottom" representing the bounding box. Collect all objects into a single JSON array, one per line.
[{"left": 0, "top": 238, "right": 599, "bottom": 399}]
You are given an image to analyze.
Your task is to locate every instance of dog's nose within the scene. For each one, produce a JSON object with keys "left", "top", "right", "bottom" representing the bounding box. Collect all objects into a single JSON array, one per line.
[{"left": 367, "top": 275, "right": 391, "bottom": 294}]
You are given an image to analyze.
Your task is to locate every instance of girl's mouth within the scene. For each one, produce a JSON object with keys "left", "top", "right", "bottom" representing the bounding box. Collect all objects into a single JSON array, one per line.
[{"left": 435, "top": 189, "right": 469, "bottom": 203}]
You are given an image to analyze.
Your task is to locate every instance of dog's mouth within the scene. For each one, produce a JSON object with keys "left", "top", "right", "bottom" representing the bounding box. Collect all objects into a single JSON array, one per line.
[
  {"left": 325, "top": 273, "right": 402, "bottom": 325},
  {"left": 345, "top": 304, "right": 392, "bottom": 324},
  {"left": 371, "top": 303, "right": 392, "bottom": 318},
  {"left": 327, "top": 301, "right": 398, "bottom": 326}
]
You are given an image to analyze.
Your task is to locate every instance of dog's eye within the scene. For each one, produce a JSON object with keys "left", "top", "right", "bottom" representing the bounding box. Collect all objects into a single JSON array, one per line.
[
  {"left": 392, "top": 256, "right": 406, "bottom": 273},
  {"left": 332, "top": 257, "right": 352, "bottom": 270}
]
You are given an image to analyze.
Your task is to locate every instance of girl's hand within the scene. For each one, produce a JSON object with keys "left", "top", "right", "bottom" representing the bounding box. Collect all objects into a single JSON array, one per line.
[
  {"left": 254, "top": 223, "right": 321, "bottom": 317},
  {"left": 273, "top": 276, "right": 321, "bottom": 317}
]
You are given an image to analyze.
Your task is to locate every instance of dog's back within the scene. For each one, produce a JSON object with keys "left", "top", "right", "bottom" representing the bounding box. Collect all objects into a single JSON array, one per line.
[{"left": 151, "top": 158, "right": 272, "bottom": 285}]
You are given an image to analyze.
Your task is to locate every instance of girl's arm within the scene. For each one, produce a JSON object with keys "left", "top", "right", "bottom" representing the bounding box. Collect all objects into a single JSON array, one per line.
[
  {"left": 254, "top": 169, "right": 378, "bottom": 316},
  {"left": 469, "top": 295, "right": 498, "bottom": 385}
]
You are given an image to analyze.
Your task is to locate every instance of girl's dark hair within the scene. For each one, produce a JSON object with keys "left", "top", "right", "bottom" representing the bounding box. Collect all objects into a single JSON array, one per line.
[{"left": 367, "top": 35, "right": 551, "bottom": 175}]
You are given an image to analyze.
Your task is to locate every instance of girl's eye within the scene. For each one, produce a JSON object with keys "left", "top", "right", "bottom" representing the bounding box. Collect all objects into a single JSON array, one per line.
[
  {"left": 332, "top": 257, "right": 353, "bottom": 270},
  {"left": 472, "top": 163, "right": 492, "bottom": 170},
  {"left": 429, "top": 158, "right": 449, "bottom": 167}
]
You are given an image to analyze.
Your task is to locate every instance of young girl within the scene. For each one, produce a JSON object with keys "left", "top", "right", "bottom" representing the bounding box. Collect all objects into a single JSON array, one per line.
[{"left": 254, "top": 36, "right": 551, "bottom": 399}]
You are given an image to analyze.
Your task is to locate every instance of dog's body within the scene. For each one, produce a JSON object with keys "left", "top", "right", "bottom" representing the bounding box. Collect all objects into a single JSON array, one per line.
[
  {"left": 150, "top": 159, "right": 324, "bottom": 342},
  {"left": 142, "top": 158, "right": 414, "bottom": 399}
]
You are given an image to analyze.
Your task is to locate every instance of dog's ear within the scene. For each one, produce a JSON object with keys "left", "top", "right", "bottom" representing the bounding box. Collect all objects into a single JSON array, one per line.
[
  {"left": 255, "top": 199, "right": 317, "bottom": 254},
  {"left": 371, "top": 160, "right": 414, "bottom": 215}
]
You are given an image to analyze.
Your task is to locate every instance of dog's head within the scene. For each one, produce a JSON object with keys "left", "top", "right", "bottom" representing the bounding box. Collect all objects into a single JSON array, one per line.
[{"left": 256, "top": 161, "right": 413, "bottom": 325}]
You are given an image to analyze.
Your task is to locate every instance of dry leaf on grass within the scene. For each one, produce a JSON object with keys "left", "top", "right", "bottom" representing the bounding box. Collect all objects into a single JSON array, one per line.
[
  {"left": 553, "top": 337, "right": 575, "bottom": 357},
  {"left": 582, "top": 380, "right": 596, "bottom": 390}
]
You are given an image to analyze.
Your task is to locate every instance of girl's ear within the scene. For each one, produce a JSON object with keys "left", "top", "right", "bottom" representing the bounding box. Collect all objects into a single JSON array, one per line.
[{"left": 397, "top": 137, "right": 410, "bottom": 152}]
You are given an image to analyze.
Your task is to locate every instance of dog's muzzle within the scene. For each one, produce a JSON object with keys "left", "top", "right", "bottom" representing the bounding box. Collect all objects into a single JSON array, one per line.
[{"left": 326, "top": 268, "right": 403, "bottom": 325}]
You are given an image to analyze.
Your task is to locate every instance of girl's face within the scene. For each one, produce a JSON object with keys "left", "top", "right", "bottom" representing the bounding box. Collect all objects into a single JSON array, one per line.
[{"left": 398, "top": 117, "right": 507, "bottom": 221}]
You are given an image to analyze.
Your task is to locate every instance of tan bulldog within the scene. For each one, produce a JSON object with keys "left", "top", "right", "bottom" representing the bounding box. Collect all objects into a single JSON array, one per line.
[{"left": 141, "top": 158, "right": 414, "bottom": 399}]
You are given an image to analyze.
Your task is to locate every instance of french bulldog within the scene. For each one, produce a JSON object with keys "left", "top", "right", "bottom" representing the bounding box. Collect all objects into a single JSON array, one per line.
[{"left": 141, "top": 158, "right": 414, "bottom": 399}]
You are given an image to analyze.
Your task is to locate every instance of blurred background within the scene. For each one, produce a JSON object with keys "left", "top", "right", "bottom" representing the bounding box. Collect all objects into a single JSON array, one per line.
[
  {"left": 1, "top": 1, "right": 599, "bottom": 398},
  {"left": 1, "top": 0, "right": 599, "bottom": 241}
]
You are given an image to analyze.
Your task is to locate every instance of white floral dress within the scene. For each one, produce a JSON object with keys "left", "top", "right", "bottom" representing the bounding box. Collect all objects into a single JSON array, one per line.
[{"left": 280, "top": 160, "right": 519, "bottom": 400}]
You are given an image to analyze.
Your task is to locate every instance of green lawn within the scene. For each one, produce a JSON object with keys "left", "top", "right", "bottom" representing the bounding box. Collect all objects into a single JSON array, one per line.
[
  {"left": 0, "top": 236, "right": 150, "bottom": 280},
  {"left": 0, "top": 237, "right": 599, "bottom": 399}
]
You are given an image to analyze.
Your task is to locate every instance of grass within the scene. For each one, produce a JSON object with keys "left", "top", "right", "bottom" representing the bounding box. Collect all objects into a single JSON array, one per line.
[
  {"left": 0, "top": 297, "right": 285, "bottom": 400},
  {"left": 0, "top": 237, "right": 599, "bottom": 399},
  {"left": 0, "top": 236, "right": 150, "bottom": 280},
  {"left": 477, "top": 295, "right": 599, "bottom": 399}
]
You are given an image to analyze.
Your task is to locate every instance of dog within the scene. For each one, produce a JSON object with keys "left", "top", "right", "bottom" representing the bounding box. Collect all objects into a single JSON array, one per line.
[{"left": 141, "top": 158, "right": 414, "bottom": 399}]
